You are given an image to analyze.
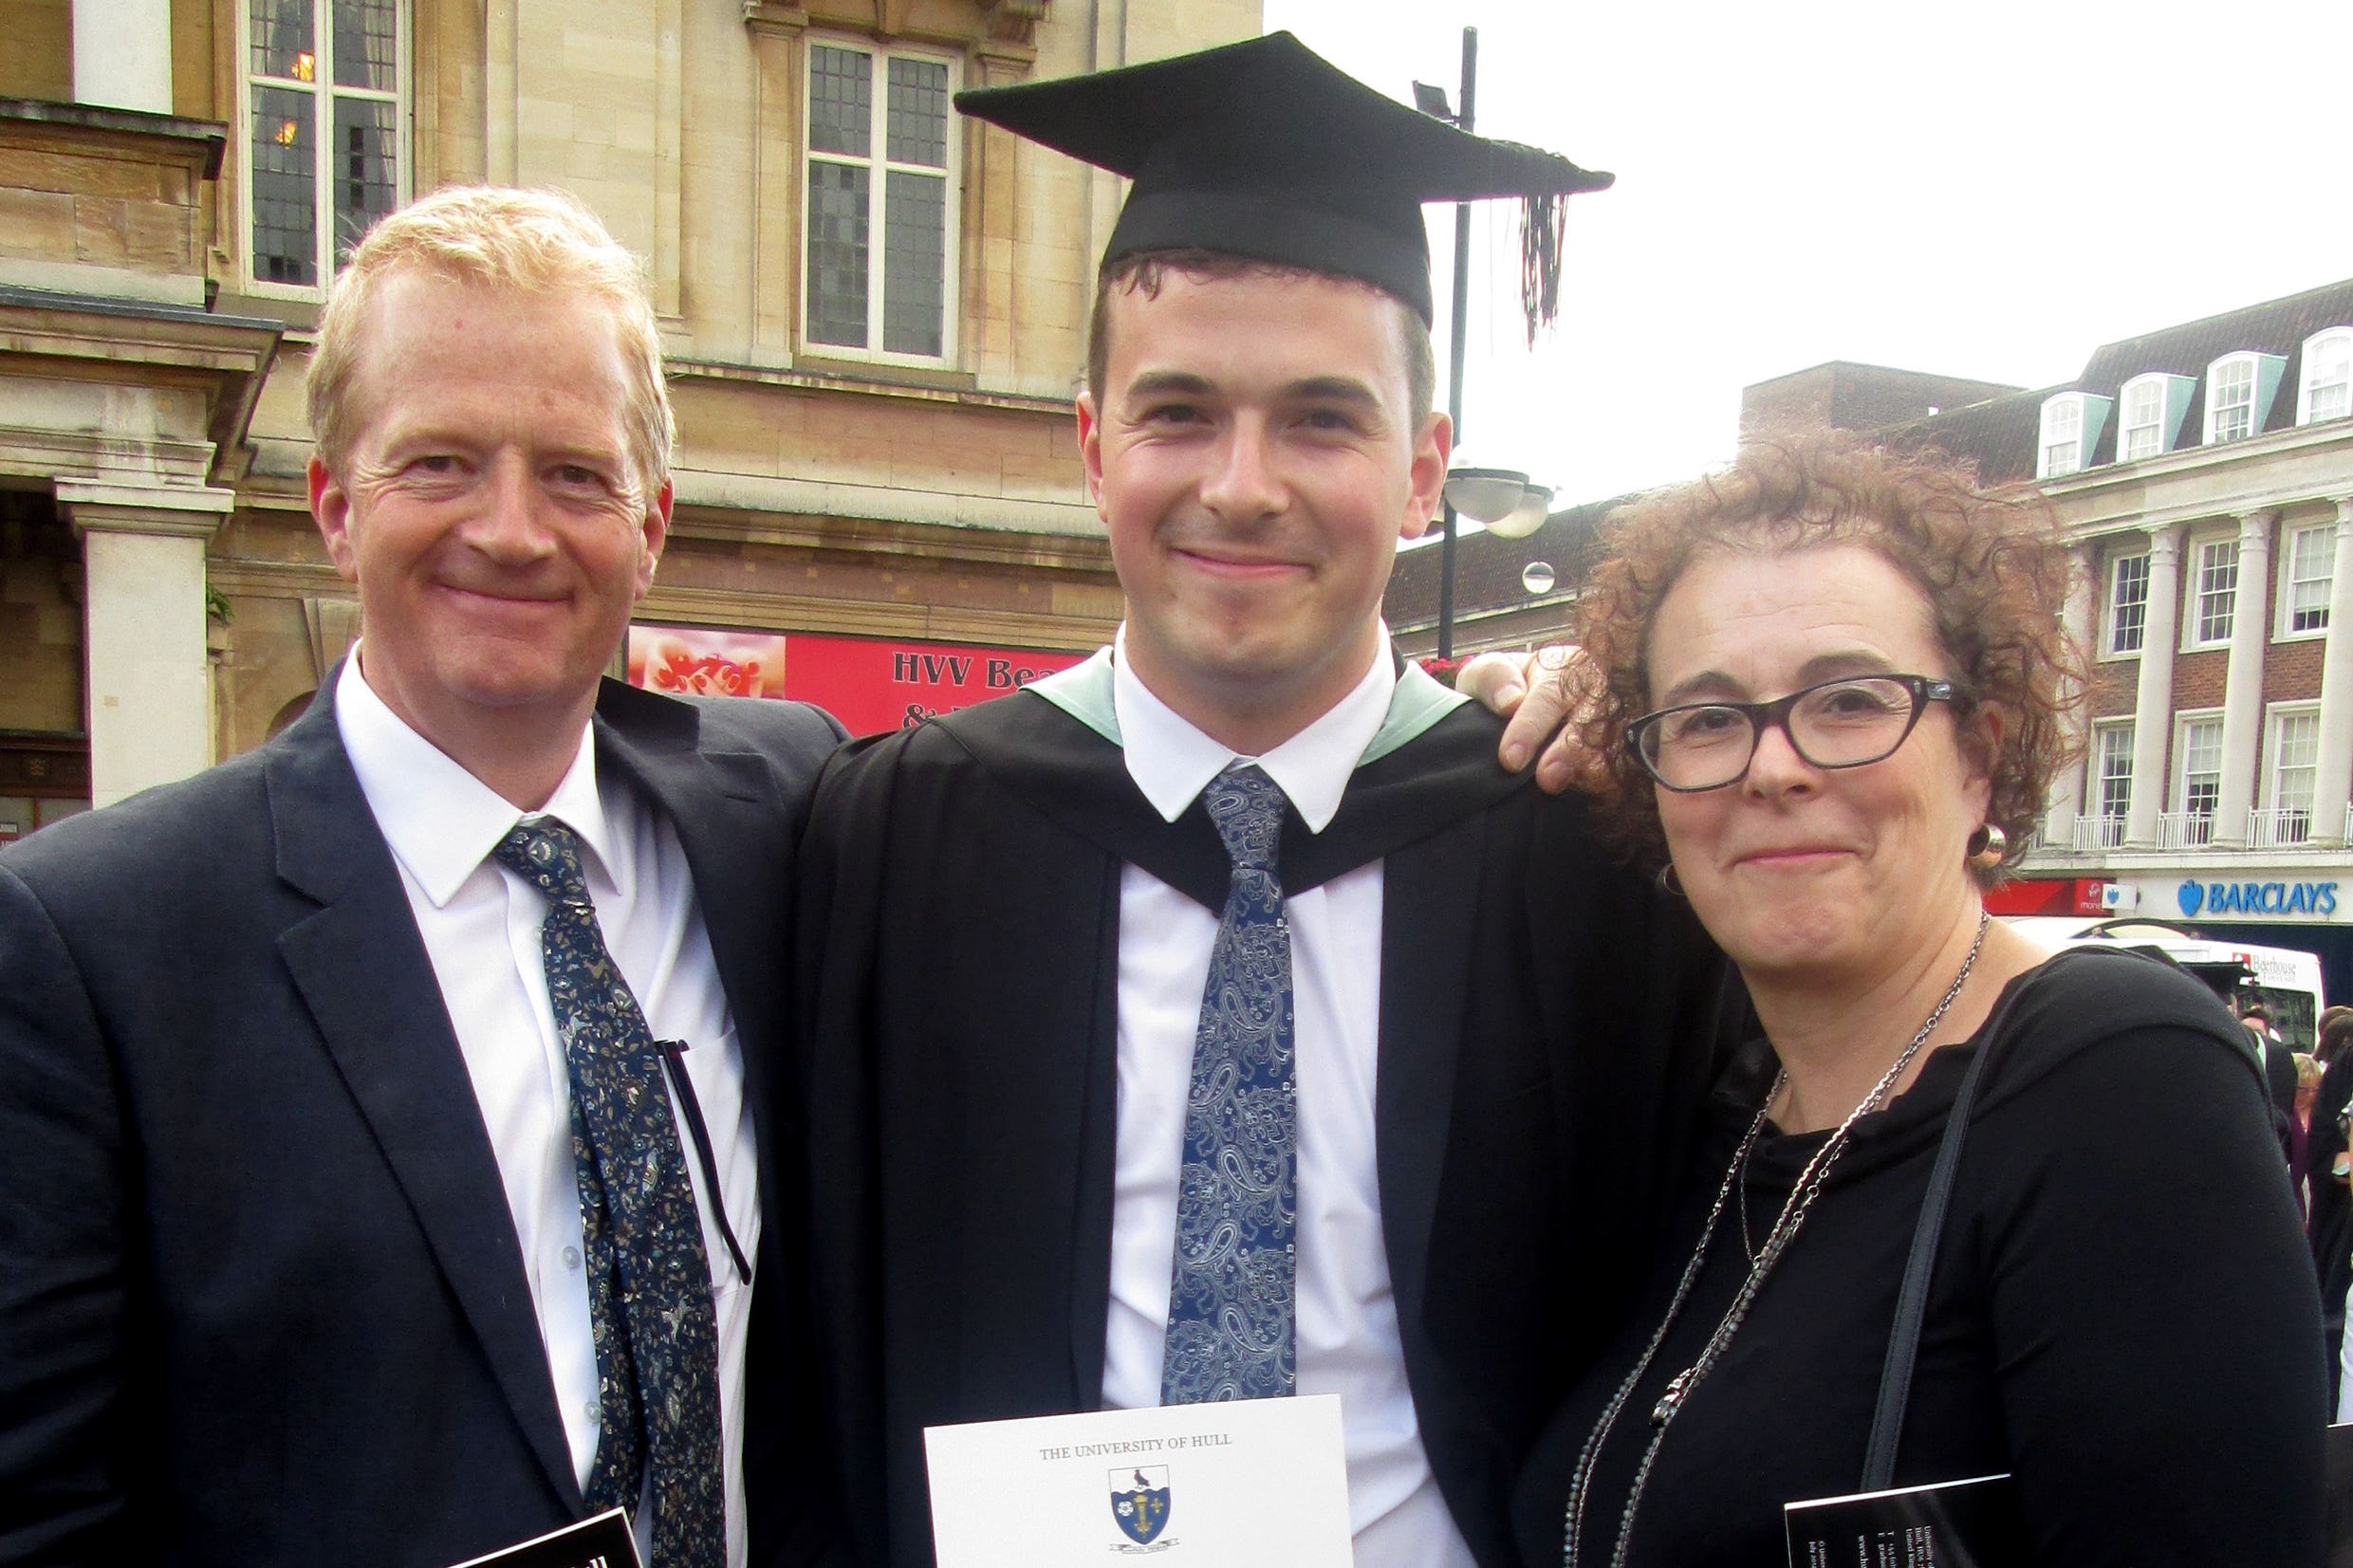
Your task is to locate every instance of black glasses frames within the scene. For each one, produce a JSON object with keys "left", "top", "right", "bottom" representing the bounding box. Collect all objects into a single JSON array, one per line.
[{"left": 1629, "top": 673, "right": 1962, "bottom": 793}]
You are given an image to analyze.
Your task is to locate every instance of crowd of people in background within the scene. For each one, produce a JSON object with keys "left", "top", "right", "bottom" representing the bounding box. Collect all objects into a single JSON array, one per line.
[{"left": 2294, "top": 1005, "right": 2353, "bottom": 1413}]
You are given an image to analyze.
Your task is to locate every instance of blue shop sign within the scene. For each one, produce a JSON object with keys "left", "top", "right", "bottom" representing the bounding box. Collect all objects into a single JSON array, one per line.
[{"left": 2176, "top": 879, "right": 2341, "bottom": 919}]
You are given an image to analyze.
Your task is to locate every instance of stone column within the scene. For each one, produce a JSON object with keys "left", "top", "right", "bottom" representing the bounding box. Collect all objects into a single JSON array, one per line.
[
  {"left": 744, "top": 2, "right": 810, "bottom": 363},
  {"left": 2125, "top": 523, "right": 2183, "bottom": 848},
  {"left": 2312, "top": 498, "right": 2353, "bottom": 845},
  {"left": 71, "top": 0, "right": 172, "bottom": 113},
  {"left": 2213, "top": 510, "right": 2274, "bottom": 847},
  {"left": 2041, "top": 544, "right": 2095, "bottom": 847},
  {"left": 59, "top": 483, "right": 232, "bottom": 809}
]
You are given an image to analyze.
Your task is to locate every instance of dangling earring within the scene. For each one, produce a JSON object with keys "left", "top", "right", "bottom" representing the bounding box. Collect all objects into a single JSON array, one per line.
[
  {"left": 1966, "top": 822, "right": 2009, "bottom": 872},
  {"left": 1656, "top": 859, "right": 1685, "bottom": 896}
]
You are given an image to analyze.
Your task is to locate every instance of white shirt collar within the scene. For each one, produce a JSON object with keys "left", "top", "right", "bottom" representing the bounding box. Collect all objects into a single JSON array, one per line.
[
  {"left": 335, "top": 649, "right": 619, "bottom": 907},
  {"left": 1111, "top": 624, "right": 1399, "bottom": 833}
]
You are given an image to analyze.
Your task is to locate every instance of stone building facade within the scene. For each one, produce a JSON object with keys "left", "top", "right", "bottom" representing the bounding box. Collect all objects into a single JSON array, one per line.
[{"left": 0, "top": 0, "right": 1259, "bottom": 831}]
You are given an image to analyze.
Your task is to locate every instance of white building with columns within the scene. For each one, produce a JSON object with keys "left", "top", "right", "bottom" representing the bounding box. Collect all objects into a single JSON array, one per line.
[{"left": 1895, "top": 279, "right": 2353, "bottom": 1022}]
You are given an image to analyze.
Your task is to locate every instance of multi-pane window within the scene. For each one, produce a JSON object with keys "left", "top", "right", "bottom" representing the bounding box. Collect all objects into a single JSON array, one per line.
[
  {"left": 2121, "top": 376, "right": 2168, "bottom": 460},
  {"left": 2099, "top": 552, "right": 2155, "bottom": 657},
  {"left": 2268, "top": 709, "right": 2320, "bottom": 842},
  {"left": 2177, "top": 717, "right": 2223, "bottom": 840},
  {"left": 805, "top": 41, "right": 954, "bottom": 360},
  {"left": 2191, "top": 537, "right": 2239, "bottom": 646},
  {"left": 2105, "top": 549, "right": 2150, "bottom": 655},
  {"left": 2283, "top": 523, "right": 2336, "bottom": 636},
  {"left": 2302, "top": 329, "right": 2352, "bottom": 425},
  {"left": 244, "top": 0, "right": 402, "bottom": 291},
  {"left": 2208, "top": 356, "right": 2257, "bottom": 442},
  {"left": 2095, "top": 723, "right": 2134, "bottom": 824},
  {"left": 2039, "top": 396, "right": 2083, "bottom": 478}
]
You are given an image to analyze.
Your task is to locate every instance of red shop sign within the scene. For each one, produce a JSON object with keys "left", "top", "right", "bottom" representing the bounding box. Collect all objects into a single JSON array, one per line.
[{"left": 627, "top": 624, "right": 1086, "bottom": 737}]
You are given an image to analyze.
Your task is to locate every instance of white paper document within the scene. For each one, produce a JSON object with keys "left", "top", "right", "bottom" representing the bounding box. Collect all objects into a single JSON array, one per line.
[{"left": 923, "top": 1394, "right": 1354, "bottom": 1567}]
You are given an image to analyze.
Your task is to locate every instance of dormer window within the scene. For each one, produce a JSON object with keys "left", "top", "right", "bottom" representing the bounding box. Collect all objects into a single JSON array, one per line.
[
  {"left": 2036, "top": 392, "right": 2109, "bottom": 479},
  {"left": 2204, "top": 351, "right": 2287, "bottom": 444},
  {"left": 2210, "top": 359, "right": 2255, "bottom": 441},
  {"left": 2118, "top": 373, "right": 2193, "bottom": 460},
  {"left": 2300, "top": 328, "right": 2352, "bottom": 424}
]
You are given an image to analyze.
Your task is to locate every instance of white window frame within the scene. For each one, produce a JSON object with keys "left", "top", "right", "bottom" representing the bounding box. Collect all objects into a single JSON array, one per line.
[
  {"left": 2038, "top": 393, "right": 2084, "bottom": 478},
  {"left": 799, "top": 35, "right": 962, "bottom": 367},
  {"left": 2173, "top": 710, "right": 2226, "bottom": 839},
  {"left": 236, "top": 0, "right": 410, "bottom": 300},
  {"left": 2183, "top": 533, "right": 2239, "bottom": 651},
  {"left": 2090, "top": 719, "right": 2135, "bottom": 827},
  {"left": 2205, "top": 352, "right": 2261, "bottom": 444},
  {"left": 2119, "top": 373, "right": 2172, "bottom": 461},
  {"left": 2300, "top": 327, "right": 2353, "bottom": 426},
  {"left": 2276, "top": 520, "right": 2336, "bottom": 640},
  {"left": 2263, "top": 702, "right": 2322, "bottom": 822},
  {"left": 2103, "top": 546, "right": 2150, "bottom": 658}
]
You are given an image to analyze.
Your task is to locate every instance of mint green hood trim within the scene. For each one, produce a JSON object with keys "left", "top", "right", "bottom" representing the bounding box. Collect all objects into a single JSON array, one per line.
[
  {"left": 1028, "top": 648, "right": 1121, "bottom": 743},
  {"left": 1024, "top": 646, "right": 1468, "bottom": 766},
  {"left": 1359, "top": 661, "right": 1470, "bottom": 765}
]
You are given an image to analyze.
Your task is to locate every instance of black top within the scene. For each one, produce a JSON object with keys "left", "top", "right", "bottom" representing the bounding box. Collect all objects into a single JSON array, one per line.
[{"left": 1511, "top": 949, "right": 2325, "bottom": 1568}]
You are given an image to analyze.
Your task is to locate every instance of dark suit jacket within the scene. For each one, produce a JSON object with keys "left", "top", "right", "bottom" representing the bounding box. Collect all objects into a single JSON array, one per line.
[
  {"left": 793, "top": 692, "right": 1729, "bottom": 1568},
  {"left": 0, "top": 673, "right": 844, "bottom": 1568}
]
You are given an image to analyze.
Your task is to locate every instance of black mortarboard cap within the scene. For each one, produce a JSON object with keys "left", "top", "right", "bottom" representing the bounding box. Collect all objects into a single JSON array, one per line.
[{"left": 954, "top": 31, "right": 1612, "bottom": 336}]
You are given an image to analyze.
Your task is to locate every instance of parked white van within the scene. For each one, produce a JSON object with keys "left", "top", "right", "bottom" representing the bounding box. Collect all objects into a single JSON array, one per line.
[{"left": 2007, "top": 916, "right": 2330, "bottom": 1053}]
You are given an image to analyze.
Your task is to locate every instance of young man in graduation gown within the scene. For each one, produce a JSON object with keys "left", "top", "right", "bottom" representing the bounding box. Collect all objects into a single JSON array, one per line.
[{"left": 792, "top": 35, "right": 1727, "bottom": 1568}]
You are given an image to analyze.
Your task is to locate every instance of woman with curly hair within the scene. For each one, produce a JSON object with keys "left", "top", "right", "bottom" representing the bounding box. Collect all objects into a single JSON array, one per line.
[{"left": 1510, "top": 434, "right": 2324, "bottom": 1567}]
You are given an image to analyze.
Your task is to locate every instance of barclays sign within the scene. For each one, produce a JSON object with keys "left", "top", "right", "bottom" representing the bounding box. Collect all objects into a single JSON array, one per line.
[{"left": 2176, "top": 879, "right": 2341, "bottom": 919}]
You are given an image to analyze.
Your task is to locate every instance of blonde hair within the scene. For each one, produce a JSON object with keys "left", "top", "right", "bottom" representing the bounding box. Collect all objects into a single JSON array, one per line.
[{"left": 307, "top": 185, "right": 673, "bottom": 494}]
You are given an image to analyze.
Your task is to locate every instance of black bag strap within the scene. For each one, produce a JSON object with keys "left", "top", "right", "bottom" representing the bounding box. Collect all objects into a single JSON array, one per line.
[{"left": 1860, "top": 968, "right": 2033, "bottom": 1491}]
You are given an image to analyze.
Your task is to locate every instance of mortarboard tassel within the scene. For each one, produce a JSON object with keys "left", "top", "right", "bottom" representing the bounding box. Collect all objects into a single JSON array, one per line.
[{"left": 1520, "top": 191, "right": 1566, "bottom": 344}]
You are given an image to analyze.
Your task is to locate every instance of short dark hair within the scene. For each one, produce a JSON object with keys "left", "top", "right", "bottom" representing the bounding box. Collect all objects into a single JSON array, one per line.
[
  {"left": 1569, "top": 432, "right": 2084, "bottom": 887},
  {"left": 1085, "top": 249, "right": 1436, "bottom": 429}
]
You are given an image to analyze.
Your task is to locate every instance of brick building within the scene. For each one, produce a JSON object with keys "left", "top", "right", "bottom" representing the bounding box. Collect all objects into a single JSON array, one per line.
[
  {"left": 0, "top": 0, "right": 1258, "bottom": 832},
  {"left": 1902, "top": 281, "right": 2353, "bottom": 1006}
]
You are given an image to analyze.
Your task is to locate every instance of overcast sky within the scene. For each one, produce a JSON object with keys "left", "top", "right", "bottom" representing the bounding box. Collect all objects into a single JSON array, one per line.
[{"left": 1261, "top": 0, "right": 2353, "bottom": 510}]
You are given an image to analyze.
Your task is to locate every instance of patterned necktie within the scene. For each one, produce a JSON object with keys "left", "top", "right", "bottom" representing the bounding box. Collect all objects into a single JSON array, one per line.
[
  {"left": 1160, "top": 763, "right": 1298, "bottom": 1404},
  {"left": 493, "top": 820, "right": 725, "bottom": 1568}
]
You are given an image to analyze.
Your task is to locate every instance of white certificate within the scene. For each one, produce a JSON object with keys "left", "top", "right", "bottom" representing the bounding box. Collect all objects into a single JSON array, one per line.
[{"left": 923, "top": 1395, "right": 1354, "bottom": 1567}]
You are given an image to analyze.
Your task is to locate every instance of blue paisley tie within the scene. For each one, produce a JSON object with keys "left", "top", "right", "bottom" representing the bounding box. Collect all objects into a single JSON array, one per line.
[
  {"left": 493, "top": 820, "right": 725, "bottom": 1568},
  {"left": 1160, "top": 763, "right": 1297, "bottom": 1404}
]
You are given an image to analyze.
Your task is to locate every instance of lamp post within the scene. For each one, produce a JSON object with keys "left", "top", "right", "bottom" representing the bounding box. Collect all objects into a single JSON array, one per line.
[
  {"left": 1414, "top": 27, "right": 1478, "bottom": 660},
  {"left": 1415, "top": 31, "right": 1554, "bottom": 655}
]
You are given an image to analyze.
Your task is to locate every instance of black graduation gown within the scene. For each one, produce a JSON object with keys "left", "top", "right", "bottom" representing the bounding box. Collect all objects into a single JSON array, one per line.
[{"left": 790, "top": 676, "right": 1730, "bottom": 1568}]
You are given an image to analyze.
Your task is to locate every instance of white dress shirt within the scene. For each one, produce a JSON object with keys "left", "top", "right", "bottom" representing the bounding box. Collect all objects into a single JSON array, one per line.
[
  {"left": 1097, "top": 627, "right": 1478, "bottom": 1568},
  {"left": 337, "top": 654, "right": 760, "bottom": 1568}
]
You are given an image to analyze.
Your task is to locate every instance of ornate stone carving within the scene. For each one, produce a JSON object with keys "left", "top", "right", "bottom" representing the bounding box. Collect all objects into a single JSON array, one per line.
[
  {"left": 982, "top": 0, "right": 1047, "bottom": 46},
  {"left": 742, "top": 0, "right": 1046, "bottom": 51}
]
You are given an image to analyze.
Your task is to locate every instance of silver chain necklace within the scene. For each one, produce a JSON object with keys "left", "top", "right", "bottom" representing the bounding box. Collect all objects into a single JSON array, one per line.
[{"left": 1561, "top": 912, "right": 1991, "bottom": 1568}]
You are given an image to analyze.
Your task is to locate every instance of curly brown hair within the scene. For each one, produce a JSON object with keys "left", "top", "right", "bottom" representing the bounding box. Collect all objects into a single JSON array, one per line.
[{"left": 1570, "top": 433, "right": 2084, "bottom": 887}]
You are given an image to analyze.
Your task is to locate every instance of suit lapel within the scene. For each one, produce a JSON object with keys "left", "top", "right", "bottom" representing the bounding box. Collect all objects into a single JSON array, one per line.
[{"left": 266, "top": 682, "right": 583, "bottom": 1511}]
